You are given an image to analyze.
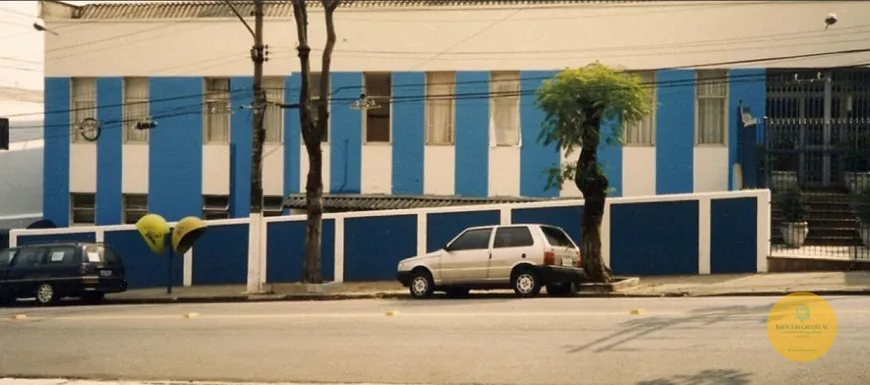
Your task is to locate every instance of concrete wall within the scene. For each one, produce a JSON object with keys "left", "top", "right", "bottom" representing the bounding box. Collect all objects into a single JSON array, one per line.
[
  {"left": 0, "top": 140, "right": 43, "bottom": 218},
  {"left": 9, "top": 189, "right": 771, "bottom": 288}
]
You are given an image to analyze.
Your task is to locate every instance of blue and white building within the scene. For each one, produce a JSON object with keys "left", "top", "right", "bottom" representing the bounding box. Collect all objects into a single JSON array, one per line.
[{"left": 34, "top": 0, "right": 870, "bottom": 227}]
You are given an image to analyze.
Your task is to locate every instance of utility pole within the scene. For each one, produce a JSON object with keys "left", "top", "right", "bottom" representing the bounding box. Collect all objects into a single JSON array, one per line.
[{"left": 247, "top": 0, "right": 267, "bottom": 293}]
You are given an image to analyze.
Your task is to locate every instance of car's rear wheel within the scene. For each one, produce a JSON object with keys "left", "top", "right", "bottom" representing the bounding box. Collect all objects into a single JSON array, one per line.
[
  {"left": 35, "top": 283, "right": 58, "bottom": 306},
  {"left": 409, "top": 270, "right": 434, "bottom": 299},
  {"left": 81, "top": 292, "right": 105, "bottom": 304},
  {"left": 511, "top": 268, "right": 541, "bottom": 298}
]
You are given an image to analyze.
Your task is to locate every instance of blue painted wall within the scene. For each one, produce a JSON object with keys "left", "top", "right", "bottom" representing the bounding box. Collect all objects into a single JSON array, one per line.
[
  {"left": 454, "top": 72, "right": 490, "bottom": 197},
  {"left": 392, "top": 72, "right": 425, "bottom": 194},
  {"left": 656, "top": 70, "right": 695, "bottom": 195},
  {"left": 710, "top": 197, "right": 758, "bottom": 274},
  {"left": 148, "top": 78, "right": 204, "bottom": 222},
  {"left": 598, "top": 116, "right": 623, "bottom": 198},
  {"left": 519, "top": 71, "right": 559, "bottom": 197},
  {"left": 728, "top": 69, "right": 767, "bottom": 190},
  {"left": 16, "top": 232, "right": 95, "bottom": 247},
  {"left": 330, "top": 72, "right": 363, "bottom": 194},
  {"left": 610, "top": 200, "right": 699, "bottom": 275},
  {"left": 230, "top": 77, "right": 253, "bottom": 218},
  {"left": 96, "top": 78, "right": 123, "bottom": 225},
  {"left": 344, "top": 215, "right": 417, "bottom": 281},
  {"left": 105, "top": 229, "right": 182, "bottom": 289},
  {"left": 284, "top": 75, "right": 301, "bottom": 198},
  {"left": 426, "top": 210, "right": 500, "bottom": 252},
  {"left": 265, "top": 219, "right": 335, "bottom": 282},
  {"left": 511, "top": 206, "right": 584, "bottom": 245},
  {"left": 192, "top": 224, "right": 248, "bottom": 285},
  {"left": 43, "top": 77, "right": 70, "bottom": 226}
]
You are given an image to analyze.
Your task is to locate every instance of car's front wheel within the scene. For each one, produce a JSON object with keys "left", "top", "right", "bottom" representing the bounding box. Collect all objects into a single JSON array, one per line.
[
  {"left": 409, "top": 270, "right": 435, "bottom": 299},
  {"left": 35, "top": 283, "right": 58, "bottom": 306}
]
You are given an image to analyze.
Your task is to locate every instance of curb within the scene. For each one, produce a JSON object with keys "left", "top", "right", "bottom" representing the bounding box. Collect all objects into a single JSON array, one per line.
[{"left": 100, "top": 288, "right": 870, "bottom": 305}]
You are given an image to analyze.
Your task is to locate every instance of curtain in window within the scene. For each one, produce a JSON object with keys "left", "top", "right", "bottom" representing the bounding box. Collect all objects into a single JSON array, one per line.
[
  {"left": 426, "top": 72, "right": 455, "bottom": 144},
  {"left": 491, "top": 71, "right": 519, "bottom": 146},
  {"left": 263, "top": 77, "right": 283, "bottom": 143},
  {"left": 624, "top": 71, "right": 656, "bottom": 145},
  {"left": 204, "top": 78, "right": 230, "bottom": 143},
  {"left": 124, "top": 77, "right": 149, "bottom": 142},
  {"left": 696, "top": 70, "right": 727, "bottom": 144},
  {"left": 71, "top": 78, "right": 97, "bottom": 142}
]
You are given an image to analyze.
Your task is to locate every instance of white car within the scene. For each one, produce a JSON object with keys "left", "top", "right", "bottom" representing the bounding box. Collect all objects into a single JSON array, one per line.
[{"left": 396, "top": 224, "right": 585, "bottom": 299}]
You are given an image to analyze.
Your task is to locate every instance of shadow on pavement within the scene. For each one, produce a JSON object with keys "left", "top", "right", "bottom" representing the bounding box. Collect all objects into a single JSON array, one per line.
[{"left": 636, "top": 369, "right": 752, "bottom": 385}]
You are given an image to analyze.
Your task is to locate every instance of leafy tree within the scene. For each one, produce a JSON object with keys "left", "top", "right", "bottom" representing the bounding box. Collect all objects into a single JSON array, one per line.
[
  {"left": 536, "top": 62, "right": 652, "bottom": 283},
  {"left": 291, "top": 0, "right": 340, "bottom": 283}
]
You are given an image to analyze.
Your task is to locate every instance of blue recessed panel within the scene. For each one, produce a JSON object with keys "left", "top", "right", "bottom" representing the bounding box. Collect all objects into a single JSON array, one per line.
[
  {"left": 391, "top": 72, "right": 425, "bottom": 195},
  {"left": 344, "top": 215, "right": 417, "bottom": 281},
  {"left": 511, "top": 206, "right": 584, "bottom": 245},
  {"left": 16, "top": 232, "right": 96, "bottom": 247},
  {"left": 330, "top": 72, "right": 363, "bottom": 194},
  {"left": 711, "top": 197, "right": 758, "bottom": 274},
  {"left": 454, "top": 72, "right": 490, "bottom": 197},
  {"left": 284, "top": 75, "right": 301, "bottom": 199},
  {"left": 44, "top": 77, "right": 70, "bottom": 226},
  {"left": 265, "top": 219, "right": 335, "bottom": 283},
  {"left": 610, "top": 200, "right": 699, "bottom": 275},
  {"left": 191, "top": 224, "right": 249, "bottom": 285},
  {"left": 426, "top": 210, "right": 500, "bottom": 253},
  {"left": 520, "top": 71, "right": 560, "bottom": 198},
  {"left": 656, "top": 70, "right": 695, "bottom": 195},
  {"left": 230, "top": 77, "right": 253, "bottom": 218},
  {"left": 598, "top": 116, "right": 623, "bottom": 198},
  {"left": 96, "top": 78, "right": 123, "bottom": 225},
  {"left": 148, "top": 78, "right": 204, "bottom": 222},
  {"left": 728, "top": 69, "right": 766, "bottom": 190},
  {"left": 105, "top": 230, "right": 182, "bottom": 289}
]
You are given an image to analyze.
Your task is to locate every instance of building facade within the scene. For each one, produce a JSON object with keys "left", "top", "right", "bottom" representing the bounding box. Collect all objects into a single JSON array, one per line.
[{"left": 37, "top": 0, "right": 870, "bottom": 227}]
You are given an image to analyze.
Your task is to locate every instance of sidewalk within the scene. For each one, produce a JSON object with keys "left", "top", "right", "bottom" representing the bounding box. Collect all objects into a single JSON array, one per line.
[{"left": 100, "top": 272, "right": 870, "bottom": 304}]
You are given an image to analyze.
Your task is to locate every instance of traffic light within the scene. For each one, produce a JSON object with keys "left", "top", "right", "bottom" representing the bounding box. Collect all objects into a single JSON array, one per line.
[{"left": 0, "top": 117, "right": 9, "bottom": 150}]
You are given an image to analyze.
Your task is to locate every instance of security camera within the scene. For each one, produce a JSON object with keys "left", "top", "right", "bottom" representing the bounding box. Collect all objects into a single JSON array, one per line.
[{"left": 825, "top": 13, "right": 838, "bottom": 28}]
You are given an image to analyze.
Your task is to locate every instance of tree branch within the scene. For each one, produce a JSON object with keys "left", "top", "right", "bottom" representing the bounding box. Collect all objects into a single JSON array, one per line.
[
  {"left": 291, "top": 0, "right": 313, "bottom": 141},
  {"left": 317, "top": 0, "right": 339, "bottom": 143}
]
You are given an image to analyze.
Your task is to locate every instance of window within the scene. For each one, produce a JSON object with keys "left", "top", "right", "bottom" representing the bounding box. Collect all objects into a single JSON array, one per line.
[
  {"left": 204, "top": 77, "right": 231, "bottom": 144},
  {"left": 493, "top": 226, "right": 534, "bottom": 248},
  {"left": 624, "top": 71, "right": 656, "bottom": 145},
  {"left": 70, "top": 77, "right": 96, "bottom": 143},
  {"left": 203, "top": 195, "right": 230, "bottom": 220},
  {"left": 309, "top": 72, "right": 329, "bottom": 142},
  {"left": 364, "top": 72, "right": 391, "bottom": 143},
  {"left": 447, "top": 228, "right": 492, "bottom": 251},
  {"left": 84, "top": 244, "right": 121, "bottom": 263},
  {"left": 123, "top": 194, "right": 148, "bottom": 225},
  {"left": 71, "top": 193, "right": 95, "bottom": 225},
  {"left": 11, "top": 247, "right": 44, "bottom": 267},
  {"left": 490, "top": 71, "right": 520, "bottom": 146},
  {"left": 263, "top": 77, "right": 284, "bottom": 143},
  {"left": 123, "top": 77, "right": 149, "bottom": 143},
  {"left": 696, "top": 69, "right": 728, "bottom": 145},
  {"left": 46, "top": 246, "right": 77, "bottom": 265},
  {"left": 425, "top": 71, "right": 455, "bottom": 145},
  {"left": 0, "top": 248, "right": 16, "bottom": 266},
  {"left": 540, "top": 226, "right": 576, "bottom": 248},
  {"left": 263, "top": 196, "right": 284, "bottom": 217}
]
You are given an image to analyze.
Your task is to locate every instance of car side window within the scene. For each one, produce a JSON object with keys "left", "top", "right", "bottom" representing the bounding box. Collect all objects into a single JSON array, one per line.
[
  {"left": 10, "top": 247, "right": 45, "bottom": 267},
  {"left": 46, "top": 246, "right": 78, "bottom": 265},
  {"left": 0, "top": 248, "right": 16, "bottom": 266},
  {"left": 540, "top": 226, "right": 575, "bottom": 248},
  {"left": 447, "top": 229, "right": 492, "bottom": 251},
  {"left": 494, "top": 227, "right": 535, "bottom": 248}
]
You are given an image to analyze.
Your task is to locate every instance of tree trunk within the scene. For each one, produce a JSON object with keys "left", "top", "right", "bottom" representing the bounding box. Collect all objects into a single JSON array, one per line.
[{"left": 575, "top": 106, "right": 614, "bottom": 283}]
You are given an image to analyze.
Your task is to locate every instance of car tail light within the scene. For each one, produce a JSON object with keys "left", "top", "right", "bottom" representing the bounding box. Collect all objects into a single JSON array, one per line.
[
  {"left": 543, "top": 251, "right": 555, "bottom": 265},
  {"left": 576, "top": 250, "right": 583, "bottom": 267}
]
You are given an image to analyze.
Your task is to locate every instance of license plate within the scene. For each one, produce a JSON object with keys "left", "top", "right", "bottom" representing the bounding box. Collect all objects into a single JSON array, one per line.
[
  {"left": 562, "top": 257, "right": 573, "bottom": 266},
  {"left": 100, "top": 270, "right": 112, "bottom": 277}
]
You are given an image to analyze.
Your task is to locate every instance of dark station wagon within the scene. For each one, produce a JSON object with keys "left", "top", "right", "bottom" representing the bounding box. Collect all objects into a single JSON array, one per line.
[{"left": 0, "top": 242, "right": 128, "bottom": 305}]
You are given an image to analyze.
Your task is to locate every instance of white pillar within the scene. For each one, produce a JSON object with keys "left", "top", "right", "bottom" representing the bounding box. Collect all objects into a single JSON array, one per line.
[{"left": 247, "top": 213, "right": 264, "bottom": 293}]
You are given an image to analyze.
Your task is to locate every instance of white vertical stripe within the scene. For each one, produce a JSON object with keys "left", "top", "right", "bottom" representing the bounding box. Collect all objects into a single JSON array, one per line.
[
  {"left": 601, "top": 201, "right": 611, "bottom": 267},
  {"left": 417, "top": 213, "right": 427, "bottom": 257},
  {"left": 559, "top": 146, "right": 582, "bottom": 198},
  {"left": 183, "top": 248, "right": 193, "bottom": 287},
  {"left": 757, "top": 189, "right": 771, "bottom": 273},
  {"left": 95, "top": 229, "right": 105, "bottom": 243},
  {"left": 246, "top": 214, "right": 263, "bottom": 292},
  {"left": 334, "top": 217, "right": 345, "bottom": 283},
  {"left": 500, "top": 208, "right": 511, "bottom": 225},
  {"left": 488, "top": 147, "right": 520, "bottom": 197},
  {"left": 259, "top": 216, "right": 268, "bottom": 285},
  {"left": 361, "top": 145, "right": 392, "bottom": 194},
  {"left": 697, "top": 196, "right": 711, "bottom": 274},
  {"left": 621, "top": 146, "right": 656, "bottom": 197},
  {"left": 424, "top": 146, "right": 455, "bottom": 195}
]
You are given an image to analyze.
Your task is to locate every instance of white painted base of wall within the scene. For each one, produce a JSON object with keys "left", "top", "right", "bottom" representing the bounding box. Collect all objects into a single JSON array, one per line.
[
  {"left": 246, "top": 212, "right": 265, "bottom": 293},
  {"left": 123, "top": 144, "right": 149, "bottom": 194},
  {"left": 490, "top": 146, "right": 520, "bottom": 197},
  {"left": 694, "top": 146, "right": 729, "bottom": 193},
  {"left": 623, "top": 146, "right": 656, "bottom": 197},
  {"left": 69, "top": 143, "right": 96, "bottom": 193},
  {"left": 424, "top": 146, "right": 455, "bottom": 195},
  {"left": 202, "top": 145, "right": 230, "bottom": 195},
  {"left": 263, "top": 144, "right": 284, "bottom": 197},
  {"left": 362, "top": 144, "right": 392, "bottom": 194}
]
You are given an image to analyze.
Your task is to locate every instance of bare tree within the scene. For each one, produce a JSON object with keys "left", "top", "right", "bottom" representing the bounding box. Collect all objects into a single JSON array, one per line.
[{"left": 292, "top": 0, "right": 340, "bottom": 283}]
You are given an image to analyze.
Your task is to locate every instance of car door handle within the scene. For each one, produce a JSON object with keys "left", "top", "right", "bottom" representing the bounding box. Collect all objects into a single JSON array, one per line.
[{"left": 489, "top": 253, "right": 492, "bottom": 259}]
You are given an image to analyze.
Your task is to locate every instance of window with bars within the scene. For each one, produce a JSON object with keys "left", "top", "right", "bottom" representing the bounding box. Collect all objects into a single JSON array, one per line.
[
  {"left": 309, "top": 72, "right": 329, "bottom": 142},
  {"left": 263, "top": 77, "right": 284, "bottom": 143},
  {"left": 70, "top": 193, "right": 95, "bottom": 225},
  {"left": 123, "top": 77, "right": 149, "bottom": 143},
  {"left": 696, "top": 69, "right": 728, "bottom": 145},
  {"left": 364, "top": 72, "right": 391, "bottom": 143},
  {"left": 70, "top": 77, "right": 96, "bottom": 143},
  {"left": 263, "top": 196, "right": 285, "bottom": 217},
  {"left": 204, "top": 78, "right": 231, "bottom": 144},
  {"left": 490, "top": 71, "right": 520, "bottom": 146},
  {"left": 426, "top": 71, "right": 455, "bottom": 145},
  {"left": 624, "top": 71, "right": 657, "bottom": 145},
  {"left": 202, "top": 195, "right": 230, "bottom": 220},
  {"left": 123, "top": 194, "right": 148, "bottom": 225}
]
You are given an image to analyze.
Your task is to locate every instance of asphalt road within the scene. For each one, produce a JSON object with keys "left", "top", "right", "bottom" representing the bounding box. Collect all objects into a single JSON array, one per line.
[{"left": 1, "top": 296, "right": 869, "bottom": 385}]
